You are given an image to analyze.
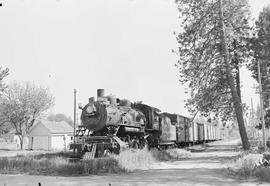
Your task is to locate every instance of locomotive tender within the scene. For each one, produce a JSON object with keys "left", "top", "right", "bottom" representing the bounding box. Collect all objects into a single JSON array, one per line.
[{"left": 70, "top": 89, "right": 224, "bottom": 158}]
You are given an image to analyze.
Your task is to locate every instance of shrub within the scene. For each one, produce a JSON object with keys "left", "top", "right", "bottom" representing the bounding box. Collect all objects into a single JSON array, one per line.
[
  {"left": 227, "top": 153, "right": 263, "bottom": 177},
  {"left": 226, "top": 153, "right": 270, "bottom": 182}
]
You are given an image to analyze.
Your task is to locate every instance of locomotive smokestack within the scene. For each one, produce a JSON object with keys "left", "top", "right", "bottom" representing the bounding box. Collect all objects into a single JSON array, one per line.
[{"left": 97, "top": 89, "right": 105, "bottom": 98}]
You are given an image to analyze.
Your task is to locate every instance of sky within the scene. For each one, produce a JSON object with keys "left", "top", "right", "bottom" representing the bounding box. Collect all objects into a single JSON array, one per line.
[{"left": 1, "top": 0, "right": 269, "bottom": 118}]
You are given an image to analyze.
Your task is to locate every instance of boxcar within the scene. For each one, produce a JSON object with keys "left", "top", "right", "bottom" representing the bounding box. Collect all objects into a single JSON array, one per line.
[{"left": 163, "top": 113, "right": 195, "bottom": 146}]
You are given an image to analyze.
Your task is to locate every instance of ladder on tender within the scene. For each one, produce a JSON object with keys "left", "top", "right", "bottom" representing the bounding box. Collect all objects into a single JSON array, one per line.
[{"left": 83, "top": 143, "right": 97, "bottom": 160}]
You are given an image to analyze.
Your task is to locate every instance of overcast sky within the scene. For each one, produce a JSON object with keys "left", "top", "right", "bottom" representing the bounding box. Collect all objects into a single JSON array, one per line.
[{"left": 1, "top": 0, "right": 269, "bottom": 118}]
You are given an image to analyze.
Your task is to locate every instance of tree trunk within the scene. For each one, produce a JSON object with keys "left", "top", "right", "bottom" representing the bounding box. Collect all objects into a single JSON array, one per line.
[
  {"left": 233, "top": 39, "right": 242, "bottom": 103},
  {"left": 18, "top": 135, "right": 23, "bottom": 150},
  {"left": 235, "top": 66, "right": 241, "bottom": 102},
  {"left": 218, "top": 0, "right": 250, "bottom": 150}
]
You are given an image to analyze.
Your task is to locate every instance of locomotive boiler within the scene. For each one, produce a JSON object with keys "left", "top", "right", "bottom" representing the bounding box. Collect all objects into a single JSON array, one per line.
[{"left": 80, "top": 89, "right": 146, "bottom": 136}]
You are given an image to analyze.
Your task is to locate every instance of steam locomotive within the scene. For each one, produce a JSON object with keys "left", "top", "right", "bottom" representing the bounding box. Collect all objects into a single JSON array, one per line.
[{"left": 70, "top": 89, "right": 225, "bottom": 158}]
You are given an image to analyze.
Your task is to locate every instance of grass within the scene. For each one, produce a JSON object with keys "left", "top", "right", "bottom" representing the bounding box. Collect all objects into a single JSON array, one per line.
[
  {"left": 253, "top": 167, "right": 270, "bottom": 182},
  {"left": 0, "top": 152, "right": 126, "bottom": 176},
  {"left": 225, "top": 152, "right": 270, "bottom": 181},
  {"left": 0, "top": 147, "right": 191, "bottom": 176},
  {"left": 150, "top": 148, "right": 191, "bottom": 161}
]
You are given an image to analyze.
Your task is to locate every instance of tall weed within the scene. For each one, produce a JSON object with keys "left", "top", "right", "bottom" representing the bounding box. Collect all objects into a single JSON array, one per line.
[
  {"left": 114, "top": 147, "right": 155, "bottom": 171},
  {"left": 227, "top": 154, "right": 263, "bottom": 177},
  {"left": 0, "top": 153, "right": 126, "bottom": 176}
]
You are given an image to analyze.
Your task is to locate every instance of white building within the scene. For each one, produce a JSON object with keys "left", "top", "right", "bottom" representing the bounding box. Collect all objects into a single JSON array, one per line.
[{"left": 29, "top": 120, "right": 74, "bottom": 151}]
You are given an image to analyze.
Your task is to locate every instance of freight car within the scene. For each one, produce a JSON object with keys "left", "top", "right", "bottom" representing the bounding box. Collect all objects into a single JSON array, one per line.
[
  {"left": 70, "top": 89, "right": 224, "bottom": 158},
  {"left": 151, "top": 113, "right": 223, "bottom": 147}
]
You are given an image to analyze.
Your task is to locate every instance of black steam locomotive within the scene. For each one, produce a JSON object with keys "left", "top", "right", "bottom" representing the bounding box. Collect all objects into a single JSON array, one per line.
[{"left": 70, "top": 89, "right": 225, "bottom": 158}]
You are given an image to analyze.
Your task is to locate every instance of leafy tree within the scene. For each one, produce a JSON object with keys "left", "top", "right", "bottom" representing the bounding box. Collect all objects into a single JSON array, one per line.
[
  {"left": 0, "top": 67, "right": 9, "bottom": 94},
  {"left": 175, "top": 0, "right": 251, "bottom": 149},
  {"left": 248, "top": 5, "right": 270, "bottom": 129},
  {"left": 256, "top": 110, "right": 270, "bottom": 129},
  {"left": 0, "top": 67, "right": 9, "bottom": 134},
  {"left": 47, "top": 113, "right": 73, "bottom": 126},
  {"left": 0, "top": 82, "right": 54, "bottom": 149}
]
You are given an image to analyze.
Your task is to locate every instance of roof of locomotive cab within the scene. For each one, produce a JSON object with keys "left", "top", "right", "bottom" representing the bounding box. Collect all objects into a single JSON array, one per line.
[
  {"left": 132, "top": 102, "right": 161, "bottom": 112},
  {"left": 162, "top": 112, "right": 190, "bottom": 120}
]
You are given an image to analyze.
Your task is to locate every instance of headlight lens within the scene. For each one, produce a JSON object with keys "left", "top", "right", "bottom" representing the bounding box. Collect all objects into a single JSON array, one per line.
[{"left": 86, "top": 104, "right": 96, "bottom": 113}]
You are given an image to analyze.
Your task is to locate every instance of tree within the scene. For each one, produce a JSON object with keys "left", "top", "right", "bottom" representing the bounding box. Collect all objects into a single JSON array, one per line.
[
  {"left": 175, "top": 0, "right": 251, "bottom": 149},
  {"left": 47, "top": 113, "right": 73, "bottom": 126},
  {"left": 0, "top": 67, "right": 9, "bottom": 134},
  {"left": 248, "top": 5, "right": 270, "bottom": 129},
  {"left": 0, "top": 82, "right": 54, "bottom": 149},
  {"left": 0, "top": 67, "right": 9, "bottom": 94}
]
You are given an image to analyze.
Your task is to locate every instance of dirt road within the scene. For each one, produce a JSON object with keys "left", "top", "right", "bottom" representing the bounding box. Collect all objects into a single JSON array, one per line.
[{"left": 0, "top": 140, "right": 267, "bottom": 186}]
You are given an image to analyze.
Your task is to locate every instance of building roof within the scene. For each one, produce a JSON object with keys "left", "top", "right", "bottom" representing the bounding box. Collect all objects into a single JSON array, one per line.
[{"left": 31, "top": 120, "right": 74, "bottom": 134}]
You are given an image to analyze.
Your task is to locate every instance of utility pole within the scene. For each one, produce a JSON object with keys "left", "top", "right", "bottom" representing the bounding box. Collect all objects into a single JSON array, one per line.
[
  {"left": 258, "top": 60, "right": 266, "bottom": 149},
  {"left": 251, "top": 98, "right": 255, "bottom": 138},
  {"left": 73, "top": 89, "right": 77, "bottom": 156},
  {"left": 251, "top": 98, "right": 254, "bottom": 122}
]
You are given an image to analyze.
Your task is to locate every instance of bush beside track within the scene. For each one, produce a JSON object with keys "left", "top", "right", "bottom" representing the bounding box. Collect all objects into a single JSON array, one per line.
[{"left": 227, "top": 152, "right": 270, "bottom": 182}]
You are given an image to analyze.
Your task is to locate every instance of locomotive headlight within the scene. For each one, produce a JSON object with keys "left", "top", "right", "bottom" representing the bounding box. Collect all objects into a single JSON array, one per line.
[{"left": 86, "top": 104, "right": 96, "bottom": 114}]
